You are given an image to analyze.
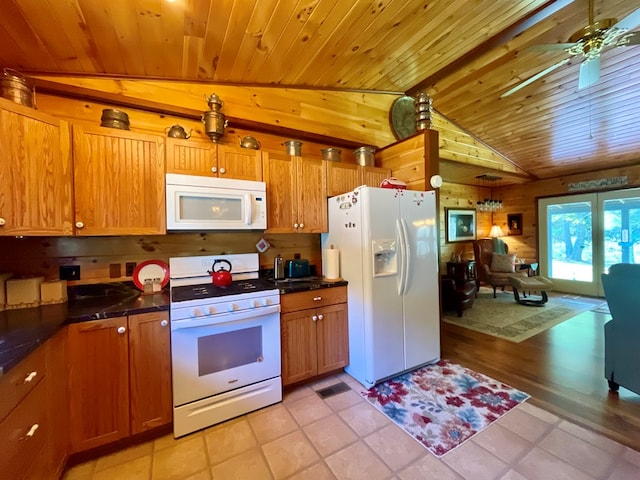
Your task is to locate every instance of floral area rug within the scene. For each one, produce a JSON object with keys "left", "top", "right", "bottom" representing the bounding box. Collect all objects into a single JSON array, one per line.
[{"left": 361, "top": 360, "right": 529, "bottom": 457}]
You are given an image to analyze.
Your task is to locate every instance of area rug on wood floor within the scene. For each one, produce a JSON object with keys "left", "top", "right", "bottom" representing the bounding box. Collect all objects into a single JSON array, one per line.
[
  {"left": 361, "top": 360, "right": 529, "bottom": 457},
  {"left": 443, "top": 287, "right": 603, "bottom": 342}
]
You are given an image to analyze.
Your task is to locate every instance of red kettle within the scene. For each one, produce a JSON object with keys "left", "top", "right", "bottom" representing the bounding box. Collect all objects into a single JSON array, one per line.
[{"left": 208, "top": 259, "right": 233, "bottom": 287}]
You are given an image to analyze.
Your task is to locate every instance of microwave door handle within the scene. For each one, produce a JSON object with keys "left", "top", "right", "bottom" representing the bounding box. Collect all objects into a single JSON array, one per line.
[{"left": 244, "top": 193, "right": 252, "bottom": 225}]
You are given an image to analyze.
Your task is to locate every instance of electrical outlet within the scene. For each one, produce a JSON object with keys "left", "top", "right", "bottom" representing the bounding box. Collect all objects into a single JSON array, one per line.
[
  {"left": 125, "top": 262, "right": 137, "bottom": 276},
  {"left": 60, "top": 265, "right": 80, "bottom": 281},
  {"left": 109, "top": 263, "right": 122, "bottom": 278}
]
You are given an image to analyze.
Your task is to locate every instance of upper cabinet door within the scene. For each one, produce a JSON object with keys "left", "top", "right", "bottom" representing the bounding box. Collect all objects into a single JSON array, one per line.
[
  {"left": 217, "top": 144, "right": 263, "bottom": 181},
  {"left": 263, "top": 152, "right": 297, "bottom": 233},
  {"left": 72, "top": 125, "right": 166, "bottom": 235},
  {"left": 327, "top": 162, "right": 359, "bottom": 197},
  {"left": 0, "top": 99, "right": 73, "bottom": 236},
  {"left": 166, "top": 140, "right": 262, "bottom": 181},
  {"left": 166, "top": 138, "right": 217, "bottom": 176},
  {"left": 361, "top": 166, "right": 390, "bottom": 188},
  {"left": 296, "top": 157, "right": 327, "bottom": 233}
]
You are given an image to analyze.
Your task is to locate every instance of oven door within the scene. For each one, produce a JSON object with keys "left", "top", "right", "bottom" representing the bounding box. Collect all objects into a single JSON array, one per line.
[{"left": 170, "top": 305, "right": 280, "bottom": 406}]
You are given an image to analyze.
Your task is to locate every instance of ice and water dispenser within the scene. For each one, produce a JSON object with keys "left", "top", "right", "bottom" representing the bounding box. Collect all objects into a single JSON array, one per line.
[{"left": 373, "top": 239, "right": 397, "bottom": 276}]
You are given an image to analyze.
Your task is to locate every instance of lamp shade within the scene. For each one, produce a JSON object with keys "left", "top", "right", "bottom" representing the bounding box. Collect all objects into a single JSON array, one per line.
[{"left": 489, "top": 224, "right": 504, "bottom": 238}]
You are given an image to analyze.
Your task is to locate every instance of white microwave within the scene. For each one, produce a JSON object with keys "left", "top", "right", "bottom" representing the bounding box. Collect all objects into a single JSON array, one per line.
[{"left": 166, "top": 174, "right": 267, "bottom": 230}]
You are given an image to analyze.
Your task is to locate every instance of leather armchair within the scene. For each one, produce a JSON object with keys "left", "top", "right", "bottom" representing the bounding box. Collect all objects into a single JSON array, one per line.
[
  {"left": 441, "top": 276, "right": 476, "bottom": 317},
  {"left": 473, "top": 239, "right": 526, "bottom": 298},
  {"left": 601, "top": 263, "right": 640, "bottom": 395}
]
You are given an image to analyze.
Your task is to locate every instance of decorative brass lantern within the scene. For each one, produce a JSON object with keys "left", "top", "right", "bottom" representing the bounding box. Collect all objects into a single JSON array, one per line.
[{"left": 202, "top": 93, "right": 227, "bottom": 143}]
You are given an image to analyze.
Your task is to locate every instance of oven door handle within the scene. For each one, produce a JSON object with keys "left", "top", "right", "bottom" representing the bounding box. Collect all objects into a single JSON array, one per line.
[{"left": 170, "top": 304, "right": 280, "bottom": 331}]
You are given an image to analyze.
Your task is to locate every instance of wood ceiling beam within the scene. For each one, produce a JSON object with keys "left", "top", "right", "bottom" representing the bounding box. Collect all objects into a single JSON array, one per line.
[{"left": 406, "top": 0, "right": 575, "bottom": 96}]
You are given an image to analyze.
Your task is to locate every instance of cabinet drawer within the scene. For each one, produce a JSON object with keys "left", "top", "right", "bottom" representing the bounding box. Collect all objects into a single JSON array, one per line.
[
  {"left": 281, "top": 286, "right": 347, "bottom": 313},
  {"left": 0, "top": 346, "right": 46, "bottom": 422},
  {"left": 0, "top": 378, "right": 48, "bottom": 480}
]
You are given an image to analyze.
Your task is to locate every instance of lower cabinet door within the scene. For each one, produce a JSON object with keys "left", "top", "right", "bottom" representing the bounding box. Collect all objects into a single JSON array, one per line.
[
  {"left": 281, "top": 309, "right": 318, "bottom": 386},
  {"left": 316, "top": 303, "right": 349, "bottom": 375},
  {"left": 128, "top": 312, "right": 173, "bottom": 433},
  {"left": 68, "top": 317, "right": 130, "bottom": 452}
]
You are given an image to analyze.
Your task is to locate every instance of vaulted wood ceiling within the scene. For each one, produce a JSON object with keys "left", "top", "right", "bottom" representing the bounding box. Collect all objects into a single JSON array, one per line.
[{"left": 1, "top": 0, "right": 639, "bottom": 185}]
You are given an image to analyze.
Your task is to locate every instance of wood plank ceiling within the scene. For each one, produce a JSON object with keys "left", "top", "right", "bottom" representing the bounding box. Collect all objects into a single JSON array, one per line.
[{"left": 0, "top": 0, "right": 639, "bottom": 185}]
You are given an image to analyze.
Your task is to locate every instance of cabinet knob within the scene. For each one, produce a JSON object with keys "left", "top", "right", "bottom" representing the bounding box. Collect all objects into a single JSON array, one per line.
[
  {"left": 219, "top": 167, "right": 226, "bottom": 174},
  {"left": 312, "top": 315, "right": 318, "bottom": 321},
  {"left": 318, "top": 314, "right": 324, "bottom": 320},
  {"left": 22, "top": 424, "right": 39, "bottom": 440},
  {"left": 117, "top": 326, "right": 126, "bottom": 334},
  {"left": 23, "top": 371, "right": 37, "bottom": 383},
  {"left": 293, "top": 223, "right": 299, "bottom": 229},
  {"left": 313, "top": 296, "right": 322, "bottom": 301},
  {"left": 160, "top": 320, "right": 168, "bottom": 327},
  {"left": 75, "top": 221, "right": 84, "bottom": 229},
  {"left": 0, "top": 217, "right": 5, "bottom": 226},
  {"left": 299, "top": 223, "right": 304, "bottom": 229},
  {"left": 211, "top": 167, "right": 218, "bottom": 173}
]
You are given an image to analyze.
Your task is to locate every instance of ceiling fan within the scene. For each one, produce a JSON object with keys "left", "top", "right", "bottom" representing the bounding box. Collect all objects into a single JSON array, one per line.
[{"left": 501, "top": 1, "right": 640, "bottom": 97}]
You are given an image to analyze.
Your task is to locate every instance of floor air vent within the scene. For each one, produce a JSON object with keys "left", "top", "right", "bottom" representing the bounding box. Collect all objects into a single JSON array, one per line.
[{"left": 316, "top": 381, "right": 351, "bottom": 399}]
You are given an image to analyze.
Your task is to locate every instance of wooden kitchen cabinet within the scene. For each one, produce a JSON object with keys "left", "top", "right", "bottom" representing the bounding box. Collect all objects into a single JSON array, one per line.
[
  {"left": 0, "top": 97, "right": 74, "bottom": 236},
  {"left": 0, "top": 328, "right": 68, "bottom": 480},
  {"left": 68, "top": 311, "right": 171, "bottom": 452},
  {"left": 326, "top": 161, "right": 391, "bottom": 197},
  {"left": 72, "top": 124, "right": 166, "bottom": 235},
  {"left": 166, "top": 138, "right": 262, "bottom": 181},
  {"left": 128, "top": 312, "right": 173, "bottom": 434},
  {"left": 280, "top": 287, "right": 349, "bottom": 386},
  {"left": 263, "top": 152, "right": 327, "bottom": 233}
]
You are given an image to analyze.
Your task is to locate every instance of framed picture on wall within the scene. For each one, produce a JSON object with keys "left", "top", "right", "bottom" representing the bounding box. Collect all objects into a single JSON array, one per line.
[
  {"left": 445, "top": 208, "right": 476, "bottom": 243},
  {"left": 507, "top": 213, "right": 523, "bottom": 236}
]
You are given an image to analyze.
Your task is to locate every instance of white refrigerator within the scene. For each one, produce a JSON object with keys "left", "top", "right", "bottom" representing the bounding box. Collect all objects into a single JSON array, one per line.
[{"left": 321, "top": 186, "right": 440, "bottom": 388}]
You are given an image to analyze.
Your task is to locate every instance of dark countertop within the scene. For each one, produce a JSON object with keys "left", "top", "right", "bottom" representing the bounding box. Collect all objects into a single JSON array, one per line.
[
  {"left": 0, "top": 277, "right": 347, "bottom": 377},
  {"left": 0, "top": 282, "right": 169, "bottom": 377},
  {"left": 270, "top": 276, "right": 348, "bottom": 294}
]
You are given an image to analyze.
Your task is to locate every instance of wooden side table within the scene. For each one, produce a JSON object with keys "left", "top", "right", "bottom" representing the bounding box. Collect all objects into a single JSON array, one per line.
[
  {"left": 518, "top": 261, "right": 539, "bottom": 276},
  {"left": 446, "top": 260, "right": 476, "bottom": 283}
]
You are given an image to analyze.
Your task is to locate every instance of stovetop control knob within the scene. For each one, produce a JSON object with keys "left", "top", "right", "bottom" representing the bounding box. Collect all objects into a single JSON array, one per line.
[
  {"left": 253, "top": 300, "right": 262, "bottom": 308},
  {"left": 193, "top": 308, "right": 204, "bottom": 317},
  {"left": 208, "top": 306, "right": 216, "bottom": 315},
  {"left": 228, "top": 303, "right": 237, "bottom": 312}
]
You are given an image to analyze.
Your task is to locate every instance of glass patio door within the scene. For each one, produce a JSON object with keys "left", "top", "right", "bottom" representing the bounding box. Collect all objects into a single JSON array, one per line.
[{"left": 538, "top": 188, "right": 640, "bottom": 297}]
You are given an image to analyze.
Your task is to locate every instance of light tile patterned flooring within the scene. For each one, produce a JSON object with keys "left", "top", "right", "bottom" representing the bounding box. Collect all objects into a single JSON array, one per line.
[{"left": 63, "top": 372, "right": 640, "bottom": 480}]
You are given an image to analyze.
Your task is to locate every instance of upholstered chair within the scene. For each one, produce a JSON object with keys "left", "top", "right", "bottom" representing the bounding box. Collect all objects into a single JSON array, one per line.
[
  {"left": 601, "top": 263, "right": 640, "bottom": 395},
  {"left": 473, "top": 238, "right": 526, "bottom": 298}
]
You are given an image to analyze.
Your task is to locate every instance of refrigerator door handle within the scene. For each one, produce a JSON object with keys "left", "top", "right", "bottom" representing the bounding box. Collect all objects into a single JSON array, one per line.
[
  {"left": 399, "top": 218, "right": 411, "bottom": 295},
  {"left": 396, "top": 218, "right": 406, "bottom": 296}
]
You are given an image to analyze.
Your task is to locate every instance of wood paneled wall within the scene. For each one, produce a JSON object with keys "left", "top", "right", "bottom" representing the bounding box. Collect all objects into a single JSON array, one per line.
[{"left": 0, "top": 233, "right": 320, "bottom": 285}]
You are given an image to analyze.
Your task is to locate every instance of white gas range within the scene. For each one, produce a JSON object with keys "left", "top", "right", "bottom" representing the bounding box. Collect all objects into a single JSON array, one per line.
[{"left": 169, "top": 253, "right": 282, "bottom": 437}]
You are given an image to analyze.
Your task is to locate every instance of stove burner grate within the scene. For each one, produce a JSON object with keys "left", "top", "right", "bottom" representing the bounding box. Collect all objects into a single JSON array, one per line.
[{"left": 171, "top": 278, "right": 276, "bottom": 302}]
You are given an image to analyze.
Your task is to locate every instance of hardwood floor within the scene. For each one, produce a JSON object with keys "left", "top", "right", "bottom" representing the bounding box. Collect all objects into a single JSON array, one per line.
[{"left": 441, "top": 304, "right": 640, "bottom": 452}]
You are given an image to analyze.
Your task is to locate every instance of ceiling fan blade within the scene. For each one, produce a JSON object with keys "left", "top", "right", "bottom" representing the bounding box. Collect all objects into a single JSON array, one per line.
[
  {"left": 578, "top": 56, "right": 600, "bottom": 89},
  {"left": 617, "top": 31, "right": 640, "bottom": 46},
  {"left": 612, "top": 7, "right": 640, "bottom": 31},
  {"left": 500, "top": 58, "right": 571, "bottom": 98}
]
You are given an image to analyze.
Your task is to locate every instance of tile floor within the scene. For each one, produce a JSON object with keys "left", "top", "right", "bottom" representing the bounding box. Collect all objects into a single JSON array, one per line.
[{"left": 62, "top": 372, "right": 640, "bottom": 480}]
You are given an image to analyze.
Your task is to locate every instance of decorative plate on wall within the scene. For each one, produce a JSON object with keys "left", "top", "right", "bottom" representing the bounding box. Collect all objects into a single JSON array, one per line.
[
  {"left": 389, "top": 95, "right": 417, "bottom": 140},
  {"left": 132, "top": 260, "right": 169, "bottom": 291}
]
